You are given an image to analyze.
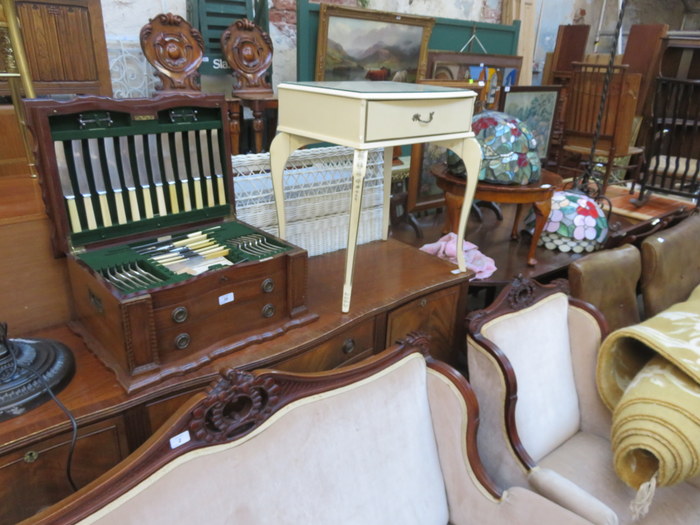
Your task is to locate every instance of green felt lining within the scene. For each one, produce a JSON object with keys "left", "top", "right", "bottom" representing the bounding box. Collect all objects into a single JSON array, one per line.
[{"left": 78, "top": 222, "right": 291, "bottom": 295}]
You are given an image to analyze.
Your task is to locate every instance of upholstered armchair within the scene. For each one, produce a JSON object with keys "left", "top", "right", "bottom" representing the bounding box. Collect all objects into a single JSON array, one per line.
[
  {"left": 568, "top": 244, "right": 642, "bottom": 332},
  {"left": 467, "top": 277, "right": 700, "bottom": 525}
]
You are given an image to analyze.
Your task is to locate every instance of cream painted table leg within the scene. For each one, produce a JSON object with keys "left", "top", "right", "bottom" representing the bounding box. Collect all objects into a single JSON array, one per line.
[
  {"left": 341, "top": 149, "right": 369, "bottom": 313},
  {"left": 269, "top": 132, "right": 317, "bottom": 239},
  {"left": 434, "top": 136, "right": 481, "bottom": 273},
  {"left": 381, "top": 146, "right": 393, "bottom": 240}
]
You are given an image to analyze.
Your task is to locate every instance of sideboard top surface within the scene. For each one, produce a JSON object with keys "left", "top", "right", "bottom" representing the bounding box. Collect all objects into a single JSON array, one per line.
[{"left": 0, "top": 239, "right": 469, "bottom": 453}]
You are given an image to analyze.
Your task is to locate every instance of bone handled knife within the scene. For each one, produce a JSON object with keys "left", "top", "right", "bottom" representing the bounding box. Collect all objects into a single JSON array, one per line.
[
  {"left": 210, "top": 128, "right": 227, "bottom": 205},
  {"left": 173, "top": 132, "right": 192, "bottom": 212},
  {"left": 198, "top": 129, "right": 216, "bottom": 207},
  {"left": 102, "top": 137, "right": 127, "bottom": 224},
  {"left": 70, "top": 140, "right": 98, "bottom": 230},
  {"left": 118, "top": 136, "right": 141, "bottom": 222},
  {"left": 187, "top": 130, "right": 204, "bottom": 209},
  {"left": 159, "top": 133, "right": 180, "bottom": 214},
  {"left": 147, "top": 134, "right": 168, "bottom": 217},
  {"left": 133, "top": 134, "right": 155, "bottom": 219},
  {"left": 87, "top": 138, "right": 113, "bottom": 227},
  {"left": 54, "top": 141, "right": 82, "bottom": 232}
]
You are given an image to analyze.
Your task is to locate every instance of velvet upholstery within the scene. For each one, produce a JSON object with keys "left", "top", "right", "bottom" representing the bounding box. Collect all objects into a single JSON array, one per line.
[
  {"left": 25, "top": 340, "right": 592, "bottom": 525},
  {"left": 569, "top": 244, "right": 642, "bottom": 332},
  {"left": 641, "top": 214, "right": 700, "bottom": 317},
  {"left": 480, "top": 293, "right": 581, "bottom": 463},
  {"left": 425, "top": 370, "right": 590, "bottom": 524},
  {"left": 78, "top": 355, "right": 450, "bottom": 525},
  {"left": 466, "top": 278, "right": 700, "bottom": 525}
]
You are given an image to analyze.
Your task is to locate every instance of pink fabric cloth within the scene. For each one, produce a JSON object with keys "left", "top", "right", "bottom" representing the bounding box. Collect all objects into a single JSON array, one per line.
[{"left": 420, "top": 233, "right": 497, "bottom": 280}]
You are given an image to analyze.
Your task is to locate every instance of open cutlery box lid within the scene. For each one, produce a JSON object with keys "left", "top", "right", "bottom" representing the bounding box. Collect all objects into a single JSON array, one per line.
[{"left": 25, "top": 94, "right": 317, "bottom": 393}]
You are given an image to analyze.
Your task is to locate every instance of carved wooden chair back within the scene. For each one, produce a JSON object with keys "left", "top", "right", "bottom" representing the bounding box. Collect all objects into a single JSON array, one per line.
[
  {"left": 139, "top": 13, "right": 205, "bottom": 92},
  {"left": 221, "top": 18, "right": 273, "bottom": 96}
]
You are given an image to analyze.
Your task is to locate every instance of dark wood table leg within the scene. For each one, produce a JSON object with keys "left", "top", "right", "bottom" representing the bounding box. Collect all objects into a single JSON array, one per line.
[
  {"left": 250, "top": 100, "right": 265, "bottom": 153},
  {"left": 528, "top": 197, "right": 552, "bottom": 266},
  {"left": 227, "top": 100, "right": 241, "bottom": 156}
]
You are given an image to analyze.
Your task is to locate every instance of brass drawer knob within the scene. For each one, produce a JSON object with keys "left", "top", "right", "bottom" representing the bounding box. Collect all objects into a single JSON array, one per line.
[
  {"left": 171, "top": 306, "right": 189, "bottom": 323},
  {"left": 23, "top": 451, "right": 39, "bottom": 463},
  {"left": 174, "top": 333, "right": 191, "bottom": 350},
  {"left": 261, "top": 278, "right": 275, "bottom": 293},
  {"left": 419, "top": 298, "right": 428, "bottom": 307},
  {"left": 262, "top": 304, "right": 275, "bottom": 318},
  {"left": 341, "top": 338, "right": 356, "bottom": 355}
]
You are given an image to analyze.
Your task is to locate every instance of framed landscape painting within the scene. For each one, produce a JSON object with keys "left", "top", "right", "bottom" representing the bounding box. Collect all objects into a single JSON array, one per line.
[
  {"left": 498, "top": 85, "right": 561, "bottom": 160},
  {"left": 315, "top": 4, "right": 434, "bottom": 82}
]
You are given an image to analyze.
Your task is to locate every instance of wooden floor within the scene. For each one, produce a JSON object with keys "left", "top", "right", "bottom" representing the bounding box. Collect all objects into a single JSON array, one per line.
[{"left": 389, "top": 188, "right": 694, "bottom": 305}]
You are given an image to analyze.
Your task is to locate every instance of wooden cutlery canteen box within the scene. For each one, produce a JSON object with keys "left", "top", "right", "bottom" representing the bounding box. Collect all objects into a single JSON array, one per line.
[{"left": 26, "top": 94, "right": 317, "bottom": 393}]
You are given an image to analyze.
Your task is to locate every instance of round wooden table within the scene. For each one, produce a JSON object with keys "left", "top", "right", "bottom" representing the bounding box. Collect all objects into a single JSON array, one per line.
[{"left": 431, "top": 163, "right": 562, "bottom": 266}]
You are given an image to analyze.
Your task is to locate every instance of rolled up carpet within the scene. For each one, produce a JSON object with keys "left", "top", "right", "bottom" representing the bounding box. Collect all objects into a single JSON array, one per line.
[{"left": 597, "top": 285, "right": 700, "bottom": 513}]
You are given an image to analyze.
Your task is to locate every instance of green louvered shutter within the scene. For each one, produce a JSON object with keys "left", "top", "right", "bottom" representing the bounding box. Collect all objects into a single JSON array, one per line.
[{"left": 187, "top": 0, "right": 255, "bottom": 75}]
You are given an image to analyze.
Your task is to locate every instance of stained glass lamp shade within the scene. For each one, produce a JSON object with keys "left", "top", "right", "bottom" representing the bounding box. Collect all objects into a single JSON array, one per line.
[
  {"left": 447, "top": 110, "right": 541, "bottom": 185},
  {"left": 526, "top": 190, "right": 609, "bottom": 253}
]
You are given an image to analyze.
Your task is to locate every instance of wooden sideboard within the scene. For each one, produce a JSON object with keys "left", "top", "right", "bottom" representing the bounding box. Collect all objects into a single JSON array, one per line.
[{"left": 0, "top": 234, "right": 471, "bottom": 523}]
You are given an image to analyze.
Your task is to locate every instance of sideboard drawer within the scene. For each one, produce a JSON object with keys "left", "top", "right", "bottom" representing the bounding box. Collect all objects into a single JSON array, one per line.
[
  {"left": 365, "top": 97, "right": 473, "bottom": 142},
  {"left": 0, "top": 416, "right": 128, "bottom": 524},
  {"left": 386, "top": 285, "right": 460, "bottom": 365},
  {"left": 275, "top": 318, "right": 376, "bottom": 372}
]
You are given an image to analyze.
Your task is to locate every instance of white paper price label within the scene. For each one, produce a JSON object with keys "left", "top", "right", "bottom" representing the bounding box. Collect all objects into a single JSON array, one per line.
[
  {"left": 169, "top": 430, "right": 191, "bottom": 449},
  {"left": 219, "top": 292, "right": 235, "bottom": 306}
]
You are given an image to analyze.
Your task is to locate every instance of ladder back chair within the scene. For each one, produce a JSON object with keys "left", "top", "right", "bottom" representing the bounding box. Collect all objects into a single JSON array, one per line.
[
  {"left": 634, "top": 77, "right": 700, "bottom": 205},
  {"left": 558, "top": 63, "right": 644, "bottom": 192}
]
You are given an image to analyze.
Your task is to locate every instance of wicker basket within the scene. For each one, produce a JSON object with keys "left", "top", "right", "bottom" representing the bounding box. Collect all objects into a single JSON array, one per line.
[{"left": 232, "top": 146, "right": 385, "bottom": 256}]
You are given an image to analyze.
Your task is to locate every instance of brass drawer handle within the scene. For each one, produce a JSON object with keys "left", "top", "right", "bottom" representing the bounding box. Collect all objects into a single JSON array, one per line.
[
  {"left": 341, "top": 338, "right": 356, "bottom": 355},
  {"left": 174, "top": 333, "right": 191, "bottom": 350},
  {"left": 412, "top": 111, "right": 434, "bottom": 124},
  {"left": 24, "top": 451, "right": 39, "bottom": 463},
  {"left": 171, "top": 306, "right": 189, "bottom": 323},
  {"left": 261, "top": 278, "right": 275, "bottom": 293},
  {"left": 262, "top": 304, "right": 275, "bottom": 318}
]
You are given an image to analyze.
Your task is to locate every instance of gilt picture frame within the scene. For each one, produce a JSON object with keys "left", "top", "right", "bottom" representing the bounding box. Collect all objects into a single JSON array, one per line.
[
  {"left": 497, "top": 85, "right": 562, "bottom": 161},
  {"left": 315, "top": 4, "right": 434, "bottom": 82}
]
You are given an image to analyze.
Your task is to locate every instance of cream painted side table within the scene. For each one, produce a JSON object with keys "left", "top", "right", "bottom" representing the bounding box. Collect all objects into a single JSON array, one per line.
[{"left": 269, "top": 81, "right": 480, "bottom": 312}]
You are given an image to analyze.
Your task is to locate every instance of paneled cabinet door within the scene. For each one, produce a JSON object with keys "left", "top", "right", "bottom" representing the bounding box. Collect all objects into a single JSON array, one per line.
[
  {"left": 0, "top": 416, "right": 128, "bottom": 524},
  {"left": 385, "top": 286, "right": 461, "bottom": 366},
  {"left": 0, "top": 0, "right": 112, "bottom": 96}
]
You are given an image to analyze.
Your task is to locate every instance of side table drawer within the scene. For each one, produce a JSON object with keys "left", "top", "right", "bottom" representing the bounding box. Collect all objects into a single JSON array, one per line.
[
  {"left": 275, "top": 318, "right": 376, "bottom": 372},
  {"left": 365, "top": 97, "right": 473, "bottom": 142}
]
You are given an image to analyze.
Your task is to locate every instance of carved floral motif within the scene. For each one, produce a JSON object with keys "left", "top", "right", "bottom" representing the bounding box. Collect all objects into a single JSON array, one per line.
[{"left": 189, "top": 369, "right": 281, "bottom": 443}]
